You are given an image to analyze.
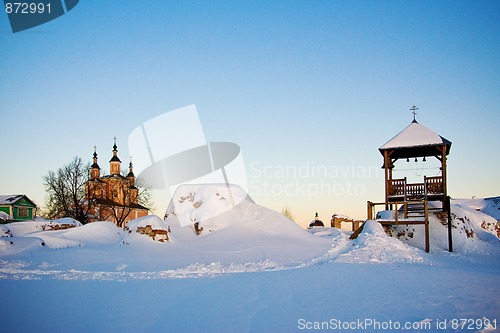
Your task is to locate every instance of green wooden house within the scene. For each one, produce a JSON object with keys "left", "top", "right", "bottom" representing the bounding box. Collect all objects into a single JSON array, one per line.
[{"left": 0, "top": 195, "right": 37, "bottom": 221}]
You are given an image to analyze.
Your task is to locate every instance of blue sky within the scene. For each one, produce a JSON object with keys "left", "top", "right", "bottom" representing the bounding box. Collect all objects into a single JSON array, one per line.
[{"left": 1, "top": 1, "right": 499, "bottom": 227}]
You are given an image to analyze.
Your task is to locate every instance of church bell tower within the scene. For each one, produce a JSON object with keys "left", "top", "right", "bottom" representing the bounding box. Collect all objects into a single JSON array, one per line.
[
  {"left": 90, "top": 146, "right": 101, "bottom": 179},
  {"left": 109, "top": 136, "right": 122, "bottom": 175}
]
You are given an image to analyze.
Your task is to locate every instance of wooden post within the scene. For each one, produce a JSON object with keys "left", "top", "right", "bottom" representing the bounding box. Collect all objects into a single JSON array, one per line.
[
  {"left": 352, "top": 221, "right": 360, "bottom": 231},
  {"left": 403, "top": 177, "right": 407, "bottom": 202},
  {"left": 384, "top": 151, "right": 390, "bottom": 210},
  {"left": 446, "top": 196, "right": 453, "bottom": 252},
  {"left": 424, "top": 200, "right": 430, "bottom": 253},
  {"left": 441, "top": 145, "right": 448, "bottom": 209},
  {"left": 424, "top": 175, "right": 428, "bottom": 197},
  {"left": 367, "top": 201, "right": 373, "bottom": 220},
  {"left": 395, "top": 202, "right": 399, "bottom": 225}
]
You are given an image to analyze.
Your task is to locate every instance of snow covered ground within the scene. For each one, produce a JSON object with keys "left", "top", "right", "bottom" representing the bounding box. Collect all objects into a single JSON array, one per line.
[{"left": 0, "top": 187, "right": 499, "bottom": 332}]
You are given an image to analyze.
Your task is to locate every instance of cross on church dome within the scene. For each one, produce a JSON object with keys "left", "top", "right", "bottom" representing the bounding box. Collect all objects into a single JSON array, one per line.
[{"left": 411, "top": 105, "right": 419, "bottom": 123}]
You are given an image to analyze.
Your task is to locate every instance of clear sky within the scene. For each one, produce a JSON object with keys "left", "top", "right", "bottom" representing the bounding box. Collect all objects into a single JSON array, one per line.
[{"left": 1, "top": 0, "right": 499, "bottom": 228}]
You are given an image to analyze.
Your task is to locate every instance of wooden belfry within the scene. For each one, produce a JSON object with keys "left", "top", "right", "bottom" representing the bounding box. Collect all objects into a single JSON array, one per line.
[
  {"left": 360, "top": 106, "right": 453, "bottom": 252},
  {"left": 379, "top": 106, "right": 452, "bottom": 211}
]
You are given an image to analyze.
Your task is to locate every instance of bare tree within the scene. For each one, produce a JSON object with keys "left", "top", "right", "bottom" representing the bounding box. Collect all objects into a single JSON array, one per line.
[
  {"left": 135, "top": 176, "right": 154, "bottom": 212},
  {"left": 43, "top": 156, "right": 94, "bottom": 223}
]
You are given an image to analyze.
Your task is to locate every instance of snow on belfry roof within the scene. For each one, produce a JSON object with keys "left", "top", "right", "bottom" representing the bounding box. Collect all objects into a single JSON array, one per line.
[{"left": 379, "top": 120, "right": 452, "bottom": 154}]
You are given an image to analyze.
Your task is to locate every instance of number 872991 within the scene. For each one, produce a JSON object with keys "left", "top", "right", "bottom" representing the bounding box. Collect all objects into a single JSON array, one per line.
[{"left": 5, "top": 2, "right": 51, "bottom": 14}]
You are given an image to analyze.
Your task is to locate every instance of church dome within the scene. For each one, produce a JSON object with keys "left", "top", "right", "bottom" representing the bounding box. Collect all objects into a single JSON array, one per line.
[{"left": 308, "top": 212, "right": 324, "bottom": 228}]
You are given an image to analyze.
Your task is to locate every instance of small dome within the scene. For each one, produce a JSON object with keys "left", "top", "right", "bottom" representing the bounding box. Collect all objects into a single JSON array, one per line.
[{"left": 308, "top": 219, "right": 324, "bottom": 228}]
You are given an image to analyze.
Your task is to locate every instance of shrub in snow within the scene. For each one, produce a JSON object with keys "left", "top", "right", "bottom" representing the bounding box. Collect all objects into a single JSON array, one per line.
[
  {"left": 41, "top": 218, "right": 82, "bottom": 231},
  {"left": 194, "top": 222, "right": 203, "bottom": 235},
  {"left": 126, "top": 215, "right": 170, "bottom": 242},
  {"left": 134, "top": 225, "right": 169, "bottom": 242}
]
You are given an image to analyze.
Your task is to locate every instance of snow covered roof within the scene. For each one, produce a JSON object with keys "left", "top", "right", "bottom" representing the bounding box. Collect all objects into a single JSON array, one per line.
[
  {"left": 0, "top": 194, "right": 36, "bottom": 207},
  {"left": 379, "top": 120, "right": 451, "bottom": 158},
  {"left": 308, "top": 219, "right": 324, "bottom": 228}
]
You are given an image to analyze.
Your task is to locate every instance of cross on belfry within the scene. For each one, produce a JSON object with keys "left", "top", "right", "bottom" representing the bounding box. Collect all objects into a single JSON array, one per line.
[{"left": 410, "top": 105, "right": 419, "bottom": 121}]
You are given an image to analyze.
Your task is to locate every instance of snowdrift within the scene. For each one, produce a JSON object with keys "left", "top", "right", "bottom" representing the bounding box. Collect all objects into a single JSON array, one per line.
[
  {"left": 125, "top": 215, "right": 169, "bottom": 242},
  {"left": 0, "top": 211, "right": 12, "bottom": 221},
  {"left": 0, "top": 184, "right": 332, "bottom": 273},
  {"left": 336, "top": 220, "right": 426, "bottom": 264},
  {"left": 163, "top": 184, "right": 332, "bottom": 265},
  {"left": 1, "top": 188, "right": 499, "bottom": 280},
  {"left": 164, "top": 183, "right": 251, "bottom": 227},
  {"left": 383, "top": 201, "right": 499, "bottom": 252},
  {"left": 6, "top": 217, "right": 82, "bottom": 237},
  {"left": 453, "top": 197, "right": 500, "bottom": 221}
]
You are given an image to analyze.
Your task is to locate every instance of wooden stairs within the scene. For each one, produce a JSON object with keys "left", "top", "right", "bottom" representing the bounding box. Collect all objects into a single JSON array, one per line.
[{"left": 350, "top": 199, "right": 431, "bottom": 252}]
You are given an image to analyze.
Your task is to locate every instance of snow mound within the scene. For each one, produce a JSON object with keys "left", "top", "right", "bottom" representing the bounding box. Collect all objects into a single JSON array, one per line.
[
  {"left": 386, "top": 203, "right": 499, "bottom": 252},
  {"left": 0, "top": 211, "right": 12, "bottom": 221},
  {"left": 453, "top": 197, "right": 500, "bottom": 221},
  {"left": 127, "top": 215, "right": 167, "bottom": 231},
  {"left": 0, "top": 224, "right": 11, "bottom": 237},
  {"left": 29, "top": 222, "right": 124, "bottom": 249},
  {"left": 453, "top": 198, "right": 500, "bottom": 240},
  {"left": 165, "top": 183, "right": 252, "bottom": 227},
  {"left": 0, "top": 236, "right": 46, "bottom": 256},
  {"left": 126, "top": 215, "right": 169, "bottom": 242},
  {"left": 336, "top": 220, "right": 426, "bottom": 264},
  {"left": 6, "top": 218, "right": 82, "bottom": 237},
  {"left": 164, "top": 184, "right": 332, "bottom": 265},
  {"left": 452, "top": 204, "right": 499, "bottom": 242}
]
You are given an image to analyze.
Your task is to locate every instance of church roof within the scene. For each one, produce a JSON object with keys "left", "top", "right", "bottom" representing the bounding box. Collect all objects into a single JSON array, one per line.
[
  {"left": 95, "top": 198, "right": 148, "bottom": 210},
  {"left": 379, "top": 120, "right": 451, "bottom": 158},
  {"left": 91, "top": 147, "right": 101, "bottom": 169},
  {"left": 101, "top": 174, "right": 128, "bottom": 181},
  {"left": 308, "top": 219, "right": 324, "bottom": 228},
  {"left": 109, "top": 156, "right": 121, "bottom": 163},
  {"left": 109, "top": 137, "right": 121, "bottom": 162}
]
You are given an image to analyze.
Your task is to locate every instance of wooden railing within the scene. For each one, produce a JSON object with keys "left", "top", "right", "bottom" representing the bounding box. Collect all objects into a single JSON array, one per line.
[
  {"left": 388, "top": 176, "right": 444, "bottom": 200},
  {"left": 388, "top": 178, "right": 407, "bottom": 198},
  {"left": 406, "top": 182, "right": 425, "bottom": 197},
  {"left": 425, "top": 176, "right": 444, "bottom": 196},
  {"left": 367, "top": 200, "right": 430, "bottom": 252}
]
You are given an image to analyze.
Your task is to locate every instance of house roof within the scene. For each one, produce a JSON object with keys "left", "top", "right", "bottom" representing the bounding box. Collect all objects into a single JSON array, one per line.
[
  {"left": 379, "top": 120, "right": 452, "bottom": 158},
  {"left": 0, "top": 194, "right": 37, "bottom": 207}
]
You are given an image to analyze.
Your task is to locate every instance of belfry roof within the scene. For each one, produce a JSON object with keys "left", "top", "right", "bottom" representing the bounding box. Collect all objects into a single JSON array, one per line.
[{"left": 379, "top": 120, "right": 452, "bottom": 159}]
